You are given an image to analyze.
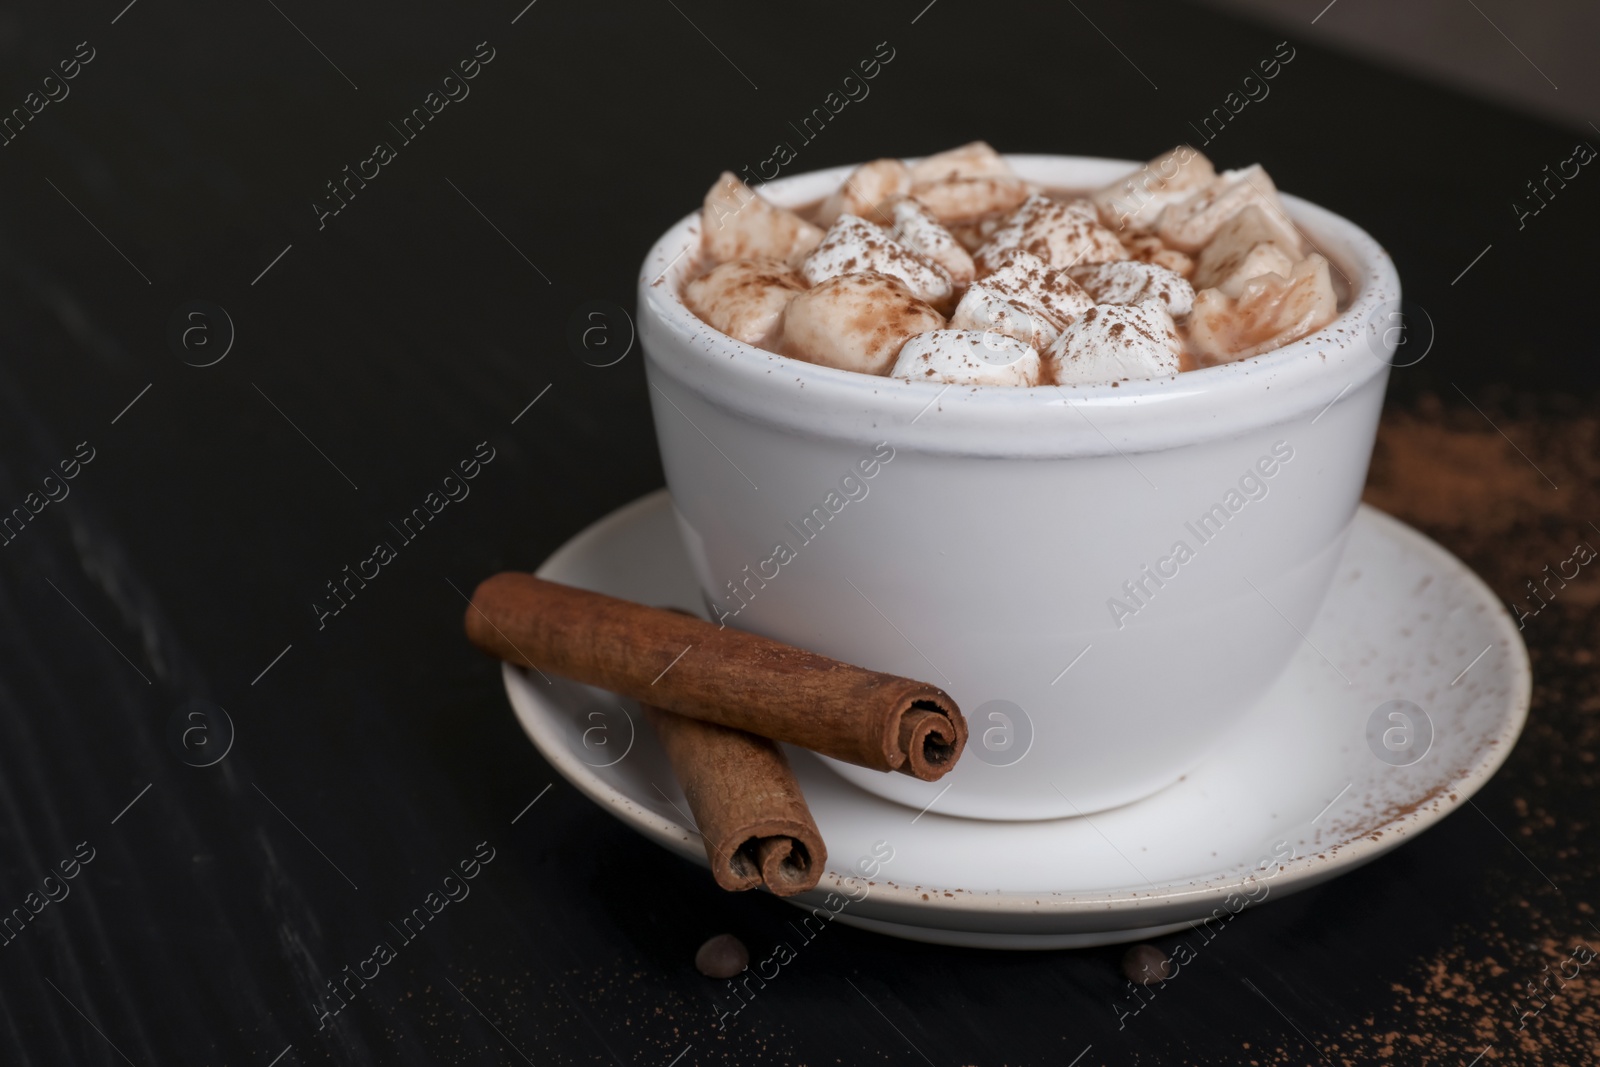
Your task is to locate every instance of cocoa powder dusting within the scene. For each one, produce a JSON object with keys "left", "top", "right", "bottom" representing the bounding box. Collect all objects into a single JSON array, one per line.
[
  {"left": 1363, "top": 394, "right": 1598, "bottom": 596},
  {"left": 1246, "top": 931, "right": 1600, "bottom": 1066}
]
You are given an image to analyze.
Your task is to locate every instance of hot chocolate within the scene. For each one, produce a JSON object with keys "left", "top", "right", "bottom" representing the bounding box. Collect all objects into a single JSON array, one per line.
[{"left": 684, "top": 143, "right": 1342, "bottom": 387}]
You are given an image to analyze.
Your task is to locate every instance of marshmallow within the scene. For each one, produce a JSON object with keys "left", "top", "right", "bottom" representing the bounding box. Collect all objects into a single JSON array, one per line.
[
  {"left": 948, "top": 284, "right": 1063, "bottom": 350},
  {"left": 891, "top": 329, "right": 1042, "bottom": 387},
  {"left": 1069, "top": 260, "right": 1195, "bottom": 317},
  {"left": 976, "top": 248, "right": 1093, "bottom": 324},
  {"left": 779, "top": 271, "right": 946, "bottom": 376},
  {"left": 701, "top": 172, "right": 823, "bottom": 267},
  {"left": 683, "top": 258, "right": 806, "bottom": 346},
  {"left": 884, "top": 196, "right": 975, "bottom": 288},
  {"left": 1187, "top": 254, "right": 1338, "bottom": 365},
  {"left": 976, "top": 195, "right": 1129, "bottom": 274},
  {"left": 1122, "top": 234, "right": 1194, "bottom": 278},
  {"left": 1154, "top": 165, "right": 1300, "bottom": 254},
  {"left": 1091, "top": 146, "right": 1216, "bottom": 234},
  {"left": 909, "top": 175, "right": 1033, "bottom": 234},
  {"left": 908, "top": 141, "right": 1012, "bottom": 184},
  {"left": 801, "top": 215, "right": 953, "bottom": 306},
  {"left": 1048, "top": 303, "right": 1183, "bottom": 385},
  {"left": 1200, "top": 242, "right": 1296, "bottom": 300},
  {"left": 818, "top": 158, "right": 912, "bottom": 227},
  {"left": 1191, "top": 205, "right": 1299, "bottom": 295}
]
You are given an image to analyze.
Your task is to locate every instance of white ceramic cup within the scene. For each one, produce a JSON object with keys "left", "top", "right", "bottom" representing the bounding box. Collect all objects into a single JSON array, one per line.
[{"left": 637, "top": 155, "right": 1400, "bottom": 820}]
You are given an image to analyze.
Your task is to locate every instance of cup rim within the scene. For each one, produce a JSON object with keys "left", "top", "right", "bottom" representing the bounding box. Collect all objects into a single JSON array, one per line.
[{"left": 638, "top": 154, "right": 1401, "bottom": 458}]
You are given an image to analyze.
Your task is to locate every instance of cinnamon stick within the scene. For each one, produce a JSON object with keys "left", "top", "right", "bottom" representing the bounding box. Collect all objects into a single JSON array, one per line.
[
  {"left": 464, "top": 573, "right": 965, "bottom": 779},
  {"left": 642, "top": 704, "right": 824, "bottom": 896}
]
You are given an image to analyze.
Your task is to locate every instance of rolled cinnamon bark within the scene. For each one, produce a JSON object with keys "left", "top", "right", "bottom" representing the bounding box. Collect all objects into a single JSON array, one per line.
[
  {"left": 465, "top": 573, "right": 965, "bottom": 779},
  {"left": 643, "top": 704, "right": 825, "bottom": 896}
]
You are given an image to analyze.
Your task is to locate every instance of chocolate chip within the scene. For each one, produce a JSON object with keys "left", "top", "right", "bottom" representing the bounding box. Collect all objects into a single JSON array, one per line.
[
  {"left": 695, "top": 933, "right": 749, "bottom": 978},
  {"left": 1121, "top": 943, "right": 1172, "bottom": 985}
]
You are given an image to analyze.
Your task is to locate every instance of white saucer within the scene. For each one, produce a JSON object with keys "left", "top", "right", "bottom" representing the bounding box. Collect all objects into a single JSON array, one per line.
[{"left": 502, "top": 490, "right": 1530, "bottom": 949}]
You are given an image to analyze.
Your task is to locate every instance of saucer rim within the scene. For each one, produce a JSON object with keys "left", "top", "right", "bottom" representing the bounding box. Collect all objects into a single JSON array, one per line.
[{"left": 504, "top": 490, "right": 1531, "bottom": 924}]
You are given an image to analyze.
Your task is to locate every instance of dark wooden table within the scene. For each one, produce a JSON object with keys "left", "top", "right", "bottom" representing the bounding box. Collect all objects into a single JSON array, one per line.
[{"left": 2, "top": 1, "right": 1595, "bottom": 1063}]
